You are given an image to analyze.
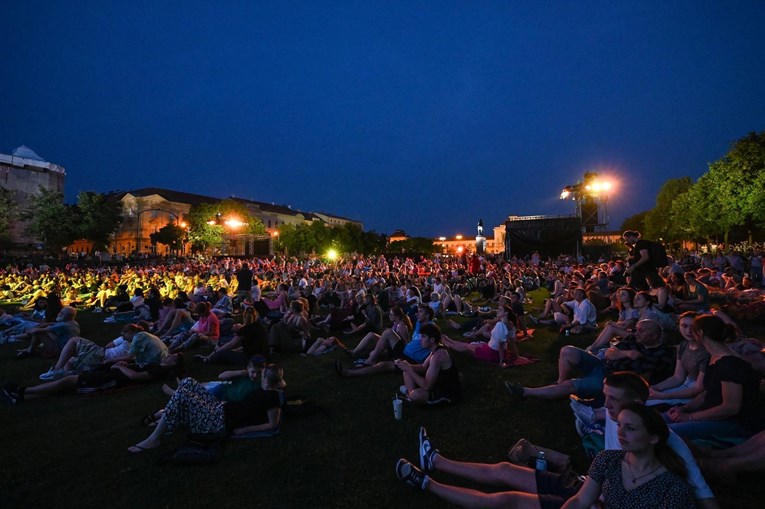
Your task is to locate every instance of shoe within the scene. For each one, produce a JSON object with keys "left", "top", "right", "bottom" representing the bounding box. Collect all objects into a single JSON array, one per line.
[
  {"left": 103, "top": 316, "right": 116, "bottom": 323},
  {"left": 528, "top": 315, "right": 540, "bottom": 325},
  {"left": 418, "top": 427, "right": 438, "bottom": 472},
  {"left": 395, "top": 459, "right": 429, "bottom": 490},
  {"left": 39, "top": 367, "right": 65, "bottom": 381},
  {"left": 15, "top": 349, "right": 31, "bottom": 358},
  {"left": 504, "top": 380, "right": 525, "bottom": 399},
  {"left": 399, "top": 385, "right": 409, "bottom": 397},
  {"left": 93, "top": 307, "right": 103, "bottom": 313},
  {"left": 569, "top": 396, "right": 596, "bottom": 425}
]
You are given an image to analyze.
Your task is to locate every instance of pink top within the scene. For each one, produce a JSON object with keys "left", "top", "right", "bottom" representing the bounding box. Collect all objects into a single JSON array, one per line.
[{"left": 196, "top": 312, "right": 220, "bottom": 340}]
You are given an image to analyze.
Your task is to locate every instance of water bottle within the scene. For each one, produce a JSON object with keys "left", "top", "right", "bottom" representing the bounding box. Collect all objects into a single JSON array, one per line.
[{"left": 535, "top": 451, "right": 547, "bottom": 471}]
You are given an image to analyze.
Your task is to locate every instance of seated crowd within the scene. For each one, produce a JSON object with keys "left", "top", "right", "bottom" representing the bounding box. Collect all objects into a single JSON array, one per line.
[{"left": 1, "top": 236, "right": 764, "bottom": 508}]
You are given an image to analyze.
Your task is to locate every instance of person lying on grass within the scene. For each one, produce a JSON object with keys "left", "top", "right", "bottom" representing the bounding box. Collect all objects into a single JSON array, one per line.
[
  {"left": 127, "top": 364, "right": 285, "bottom": 453},
  {"left": 2, "top": 353, "right": 185, "bottom": 405},
  {"left": 441, "top": 304, "right": 518, "bottom": 367}
]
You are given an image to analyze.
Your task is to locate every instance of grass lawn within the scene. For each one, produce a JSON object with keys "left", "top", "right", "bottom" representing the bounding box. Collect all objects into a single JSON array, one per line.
[{"left": 0, "top": 290, "right": 760, "bottom": 508}]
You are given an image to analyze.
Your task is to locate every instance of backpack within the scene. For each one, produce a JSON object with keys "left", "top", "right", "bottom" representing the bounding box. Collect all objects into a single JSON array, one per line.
[{"left": 645, "top": 240, "right": 669, "bottom": 268}]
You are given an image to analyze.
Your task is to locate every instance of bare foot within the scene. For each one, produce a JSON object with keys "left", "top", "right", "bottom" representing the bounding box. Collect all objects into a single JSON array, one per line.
[{"left": 127, "top": 440, "right": 160, "bottom": 453}]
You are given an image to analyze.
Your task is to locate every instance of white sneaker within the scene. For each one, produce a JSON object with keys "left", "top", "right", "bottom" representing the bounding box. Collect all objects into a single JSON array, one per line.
[
  {"left": 39, "top": 367, "right": 64, "bottom": 381},
  {"left": 399, "top": 385, "right": 409, "bottom": 397},
  {"left": 569, "top": 397, "right": 596, "bottom": 425}
]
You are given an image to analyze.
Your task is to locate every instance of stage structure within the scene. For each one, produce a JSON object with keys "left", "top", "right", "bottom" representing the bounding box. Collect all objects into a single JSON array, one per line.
[
  {"left": 560, "top": 171, "right": 612, "bottom": 232},
  {"left": 504, "top": 215, "right": 582, "bottom": 260}
]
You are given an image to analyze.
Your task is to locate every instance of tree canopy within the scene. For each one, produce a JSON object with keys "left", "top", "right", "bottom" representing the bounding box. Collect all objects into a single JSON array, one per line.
[
  {"left": 73, "top": 191, "right": 123, "bottom": 251},
  {"left": 22, "top": 187, "right": 76, "bottom": 253},
  {"left": 0, "top": 188, "right": 16, "bottom": 246},
  {"left": 187, "top": 200, "right": 266, "bottom": 253}
]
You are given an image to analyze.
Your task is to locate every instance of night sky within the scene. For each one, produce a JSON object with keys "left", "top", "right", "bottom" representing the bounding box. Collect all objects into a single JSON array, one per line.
[{"left": 2, "top": 1, "right": 764, "bottom": 237}]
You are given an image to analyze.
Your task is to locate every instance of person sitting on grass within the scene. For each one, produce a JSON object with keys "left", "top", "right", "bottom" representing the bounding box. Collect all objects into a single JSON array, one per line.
[
  {"left": 15, "top": 306, "right": 80, "bottom": 358},
  {"left": 2, "top": 353, "right": 184, "bottom": 405},
  {"left": 533, "top": 287, "right": 597, "bottom": 335},
  {"left": 194, "top": 307, "right": 268, "bottom": 366},
  {"left": 395, "top": 426, "right": 584, "bottom": 508},
  {"left": 345, "top": 293, "right": 384, "bottom": 335},
  {"left": 127, "top": 364, "right": 285, "bottom": 453},
  {"left": 396, "top": 405, "right": 697, "bottom": 509},
  {"left": 155, "top": 298, "right": 194, "bottom": 337},
  {"left": 335, "top": 304, "right": 433, "bottom": 378},
  {"left": 394, "top": 323, "right": 460, "bottom": 406},
  {"left": 345, "top": 306, "right": 412, "bottom": 366},
  {"left": 647, "top": 312, "right": 708, "bottom": 407},
  {"left": 36, "top": 322, "right": 149, "bottom": 381},
  {"left": 144, "top": 355, "right": 273, "bottom": 425},
  {"left": 442, "top": 305, "right": 518, "bottom": 367},
  {"left": 505, "top": 319, "right": 674, "bottom": 401},
  {"left": 584, "top": 287, "right": 639, "bottom": 353},
  {"left": 210, "top": 287, "right": 233, "bottom": 318},
  {"left": 304, "top": 336, "right": 346, "bottom": 356},
  {"left": 166, "top": 301, "right": 220, "bottom": 353}
]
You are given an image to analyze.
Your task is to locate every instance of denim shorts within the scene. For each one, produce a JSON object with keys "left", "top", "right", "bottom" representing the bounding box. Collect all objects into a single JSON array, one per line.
[{"left": 570, "top": 348, "right": 605, "bottom": 397}]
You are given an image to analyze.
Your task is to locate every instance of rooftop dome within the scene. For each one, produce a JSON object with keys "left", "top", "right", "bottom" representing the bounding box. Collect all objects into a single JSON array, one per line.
[{"left": 12, "top": 145, "right": 45, "bottom": 162}]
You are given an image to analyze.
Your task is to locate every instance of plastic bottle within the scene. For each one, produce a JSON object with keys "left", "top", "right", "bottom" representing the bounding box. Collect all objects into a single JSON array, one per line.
[{"left": 535, "top": 451, "right": 547, "bottom": 471}]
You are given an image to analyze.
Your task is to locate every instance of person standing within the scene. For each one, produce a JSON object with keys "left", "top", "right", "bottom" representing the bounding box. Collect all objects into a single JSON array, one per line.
[{"left": 623, "top": 230, "right": 659, "bottom": 292}]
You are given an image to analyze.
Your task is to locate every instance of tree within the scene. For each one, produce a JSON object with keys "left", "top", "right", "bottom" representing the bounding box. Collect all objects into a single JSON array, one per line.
[
  {"left": 150, "top": 222, "right": 187, "bottom": 253},
  {"left": 0, "top": 188, "right": 16, "bottom": 245},
  {"left": 187, "top": 200, "right": 267, "bottom": 253},
  {"left": 644, "top": 177, "right": 694, "bottom": 242},
  {"left": 21, "top": 187, "right": 76, "bottom": 253},
  {"left": 620, "top": 210, "right": 649, "bottom": 235},
  {"left": 73, "top": 191, "right": 123, "bottom": 251},
  {"left": 388, "top": 237, "right": 437, "bottom": 255},
  {"left": 704, "top": 131, "right": 765, "bottom": 243}
]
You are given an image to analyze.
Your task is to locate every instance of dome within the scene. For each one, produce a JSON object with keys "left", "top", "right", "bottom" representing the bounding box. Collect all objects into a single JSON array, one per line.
[{"left": 12, "top": 145, "right": 45, "bottom": 162}]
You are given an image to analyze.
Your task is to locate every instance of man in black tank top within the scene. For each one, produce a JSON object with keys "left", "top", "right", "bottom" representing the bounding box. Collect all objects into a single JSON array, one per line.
[{"left": 395, "top": 323, "right": 460, "bottom": 405}]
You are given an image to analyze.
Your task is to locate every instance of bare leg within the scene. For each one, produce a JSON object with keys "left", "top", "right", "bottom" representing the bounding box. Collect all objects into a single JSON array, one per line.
[
  {"left": 129, "top": 414, "right": 167, "bottom": 452},
  {"left": 23, "top": 375, "right": 80, "bottom": 399},
  {"left": 442, "top": 337, "right": 478, "bottom": 355},
  {"left": 352, "top": 332, "right": 381, "bottom": 357},
  {"left": 556, "top": 346, "right": 582, "bottom": 383},
  {"left": 426, "top": 480, "right": 542, "bottom": 509},
  {"left": 53, "top": 337, "right": 81, "bottom": 370},
  {"left": 341, "top": 360, "right": 395, "bottom": 378},
  {"left": 434, "top": 454, "right": 539, "bottom": 491},
  {"left": 522, "top": 380, "right": 577, "bottom": 400}
]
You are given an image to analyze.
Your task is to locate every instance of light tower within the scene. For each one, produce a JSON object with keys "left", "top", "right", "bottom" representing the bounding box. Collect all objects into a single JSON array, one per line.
[{"left": 560, "top": 171, "right": 613, "bottom": 232}]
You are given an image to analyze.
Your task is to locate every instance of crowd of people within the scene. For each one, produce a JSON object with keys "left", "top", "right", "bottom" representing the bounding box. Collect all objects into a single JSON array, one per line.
[{"left": 1, "top": 232, "right": 764, "bottom": 507}]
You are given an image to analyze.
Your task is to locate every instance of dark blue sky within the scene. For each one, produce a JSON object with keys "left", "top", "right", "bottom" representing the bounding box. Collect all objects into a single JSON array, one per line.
[{"left": 2, "top": 1, "right": 764, "bottom": 237}]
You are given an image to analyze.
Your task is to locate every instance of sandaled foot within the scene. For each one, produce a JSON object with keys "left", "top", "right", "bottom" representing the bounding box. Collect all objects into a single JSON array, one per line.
[
  {"left": 141, "top": 411, "right": 162, "bottom": 427},
  {"left": 127, "top": 442, "right": 158, "bottom": 453}
]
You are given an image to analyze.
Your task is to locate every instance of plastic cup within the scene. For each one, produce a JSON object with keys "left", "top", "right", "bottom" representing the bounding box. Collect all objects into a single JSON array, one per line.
[{"left": 393, "top": 397, "right": 403, "bottom": 420}]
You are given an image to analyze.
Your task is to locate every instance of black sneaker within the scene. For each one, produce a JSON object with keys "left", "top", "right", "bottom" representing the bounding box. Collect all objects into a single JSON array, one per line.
[
  {"left": 418, "top": 427, "right": 438, "bottom": 472},
  {"left": 395, "top": 459, "right": 428, "bottom": 490},
  {"left": 504, "top": 381, "right": 525, "bottom": 399}
]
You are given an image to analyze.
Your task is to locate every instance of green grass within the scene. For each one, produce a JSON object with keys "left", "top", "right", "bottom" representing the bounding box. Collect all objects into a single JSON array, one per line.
[{"left": 0, "top": 291, "right": 759, "bottom": 508}]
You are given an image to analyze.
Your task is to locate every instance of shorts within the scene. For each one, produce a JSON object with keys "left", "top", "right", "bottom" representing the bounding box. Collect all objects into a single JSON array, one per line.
[
  {"left": 536, "top": 470, "right": 583, "bottom": 509},
  {"left": 71, "top": 338, "right": 105, "bottom": 370},
  {"left": 569, "top": 348, "right": 605, "bottom": 398},
  {"left": 473, "top": 342, "right": 501, "bottom": 363}
]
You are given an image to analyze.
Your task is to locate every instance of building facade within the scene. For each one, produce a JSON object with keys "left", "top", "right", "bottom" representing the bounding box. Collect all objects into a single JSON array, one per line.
[{"left": 0, "top": 146, "right": 65, "bottom": 248}]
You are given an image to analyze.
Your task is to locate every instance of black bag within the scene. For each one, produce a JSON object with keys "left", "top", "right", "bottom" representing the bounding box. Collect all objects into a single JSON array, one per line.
[
  {"left": 157, "top": 433, "right": 226, "bottom": 466},
  {"left": 645, "top": 240, "right": 669, "bottom": 268}
]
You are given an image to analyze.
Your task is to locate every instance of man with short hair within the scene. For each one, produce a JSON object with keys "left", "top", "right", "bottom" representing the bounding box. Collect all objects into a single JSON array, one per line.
[
  {"left": 505, "top": 319, "right": 674, "bottom": 400},
  {"left": 395, "top": 323, "right": 460, "bottom": 406},
  {"left": 622, "top": 230, "right": 659, "bottom": 291},
  {"left": 15, "top": 306, "right": 80, "bottom": 358}
]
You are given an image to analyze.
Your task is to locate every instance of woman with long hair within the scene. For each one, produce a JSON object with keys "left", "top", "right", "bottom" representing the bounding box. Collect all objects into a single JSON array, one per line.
[
  {"left": 128, "top": 364, "right": 285, "bottom": 453},
  {"left": 562, "top": 403, "right": 695, "bottom": 508},
  {"left": 666, "top": 314, "right": 765, "bottom": 445},
  {"left": 647, "top": 312, "right": 708, "bottom": 406}
]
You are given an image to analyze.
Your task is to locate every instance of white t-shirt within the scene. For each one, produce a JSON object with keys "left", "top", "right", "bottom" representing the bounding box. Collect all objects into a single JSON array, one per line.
[
  {"left": 488, "top": 321, "right": 513, "bottom": 351},
  {"left": 103, "top": 337, "right": 131, "bottom": 362}
]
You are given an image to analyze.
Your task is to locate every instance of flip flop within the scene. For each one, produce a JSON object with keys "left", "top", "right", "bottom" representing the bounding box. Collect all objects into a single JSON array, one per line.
[{"left": 127, "top": 444, "right": 153, "bottom": 453}]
